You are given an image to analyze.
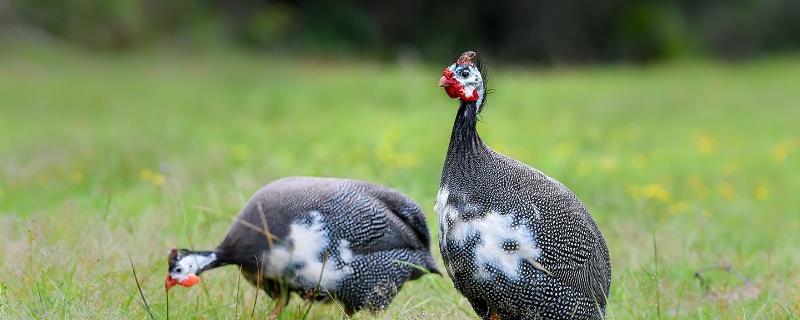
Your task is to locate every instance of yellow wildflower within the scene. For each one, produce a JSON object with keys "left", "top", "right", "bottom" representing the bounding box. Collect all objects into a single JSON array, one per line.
[
  {"left": 494, "top": 142, "right": 511, "bottom": 155},
  {"left": 397, "top": 154, "right": 419, "bottom": 168},
  {"left": 600, "top": 157, "right": 617, "bottom": 172},
  {"left": 577, "top": 161, "right": 593, "bottom": 176},
  {"left": 688, "top": 176, "right": 710, "bottom": 199},
  {"left": 754, "top": 183, "right": 769, "bottom": 201},
  {"left": 139, "top": 169, "right": 165, "bottom": 187},
  {"left": 622, "top": 125, "right": 641, "bottom": 141},
  {"left": 376, "top": 128, "right": 419, "bottom": 168},
  {"left": 772, "top": 140, "right": 792, "bottom": 163},
  {"left": 139, "top": 169, "right": 154, "bottom": 181},
  {"left": 668, "top": 201, "right": 689, "bottom": 215},
  {"left": 69, "top": 170, "right": 84, "bottom": 184},
  {"left": 632, "top": 154, "right": 647, "bottom": 170},
  {"left": 695, "top": 134, "right": 716, "bottom": 155},
  {"left": 641, "top": 183, "right": 671, "bottom": 203},
  {"left": 718, "top": 182, "right": 736, "bottom": 200},
  {"left": 230, "top": 144, "right": 250, "bottom": 162},
  {"left": 626, "top": 184, "right": 641, "bottom": 199},
  {"left": 553, "top": 143, "right": 576, "bottom": 159},
  {"left": 151, "top": 174, "right": 165, "bottom": 187}
]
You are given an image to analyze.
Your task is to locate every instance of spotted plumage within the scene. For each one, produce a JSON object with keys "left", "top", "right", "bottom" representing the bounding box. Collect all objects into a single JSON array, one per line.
[
  {"left": 436, "top": 51, "right": 611, "bottom": 319},
  {"left": 167, "top": 177, "right": 438, "bottom": 315}
]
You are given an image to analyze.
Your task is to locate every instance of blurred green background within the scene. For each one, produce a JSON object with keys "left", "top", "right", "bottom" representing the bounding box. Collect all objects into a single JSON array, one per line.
[
  {"left": 4, "top": 0, "right": 800, "bottom": 62},
  {"left": 1, "top": 1, "right": 799, "bottom": 319}
]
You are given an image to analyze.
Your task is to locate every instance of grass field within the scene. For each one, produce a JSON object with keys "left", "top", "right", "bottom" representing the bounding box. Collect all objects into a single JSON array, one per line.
[{"left": 1, "top": 46, "right": 799, "bottom": 319}]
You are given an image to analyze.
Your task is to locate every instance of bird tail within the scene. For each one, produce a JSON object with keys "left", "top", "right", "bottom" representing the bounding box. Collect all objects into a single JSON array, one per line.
[{"left": 422, "top": 252, "right": 442, "bottom": 276}]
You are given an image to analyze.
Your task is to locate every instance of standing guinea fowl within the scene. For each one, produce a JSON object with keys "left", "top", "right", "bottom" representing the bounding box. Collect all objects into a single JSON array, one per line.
[
  {"left": 165, "top": 177, "right": 439, "bottom": 317},
  {"left": 434, "top": 51, "right": 611, "bottom": 320}
]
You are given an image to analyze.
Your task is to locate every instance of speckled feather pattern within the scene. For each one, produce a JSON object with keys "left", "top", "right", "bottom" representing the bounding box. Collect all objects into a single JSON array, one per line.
[
  {"left": 217, "top": 177, "right": 438, "bottom": 312},
  {"left": 436, "top": 103, "right": 611, "bottom": 320}
]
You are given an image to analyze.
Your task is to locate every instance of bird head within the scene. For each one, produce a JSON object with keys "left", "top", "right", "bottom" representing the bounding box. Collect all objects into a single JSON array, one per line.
[
  {"left": 438, "top": 50, "right": 486, "bottom": 111},
  {"left": 165, "top": 249, "right": 216, "bottom": 290}
]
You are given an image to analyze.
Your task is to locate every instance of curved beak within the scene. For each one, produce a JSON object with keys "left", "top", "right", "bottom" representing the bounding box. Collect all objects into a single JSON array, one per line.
[{"left": 438, "top": 75, "right": 447, "bottom": 87}]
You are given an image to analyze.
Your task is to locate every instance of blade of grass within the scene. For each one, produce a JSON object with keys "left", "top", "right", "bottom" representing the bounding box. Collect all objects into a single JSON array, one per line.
[
  {"left": 250, "top": 256, "right": 261, "bottom": 320},
  {"left": 128, "top": 254, "right": 156, "bottom": 320},
  {"left": 164, "top": 283, "right": 169, "bottom": 320},
  {"left": 102, "top": 192, "right": 113, "bottom": 222},
  {"left": 320, "top": 285, "right": 350, "bottom": 320},
  {"left": 235, "top": 265, "right": 242, "bottom": 319},
  {"left": 301, "top": 251, "right": 329, "bottom": 320},
  {"left": 652, "top": 235, "right": 661, "bottom": 320}
]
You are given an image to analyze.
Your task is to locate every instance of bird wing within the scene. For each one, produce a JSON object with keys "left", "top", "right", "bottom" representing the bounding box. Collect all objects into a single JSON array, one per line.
[
  {"left": 499, "top": 156, "right": 611, "bottom": 307},
  {"left": 530, "top": 180, "right": 611, "bottom": 308},
  {"left": 539, "top": 203, "right": 611, "bottom": 308},
  {"left": 363, "top": 183, "right": 432, "bottom": 248},
  {"left": 217, "top": 177, "right": 433, "bottom": 269},
  {"left": 313, "top": 180, "right": 431, "bottom": 255}
]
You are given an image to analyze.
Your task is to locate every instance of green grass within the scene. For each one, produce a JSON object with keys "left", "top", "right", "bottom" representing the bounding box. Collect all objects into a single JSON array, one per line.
[{"left": 1, "top": 46, "right": 799, "bottom": 319}]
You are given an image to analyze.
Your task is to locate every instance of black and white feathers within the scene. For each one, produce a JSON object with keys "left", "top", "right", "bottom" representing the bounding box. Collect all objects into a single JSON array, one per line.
[
  {"left": 436, "top": 53, "right": 611, "bottom": 320},
  {"left": 169, "top": 177, "right": 438, "bottom": 314}
]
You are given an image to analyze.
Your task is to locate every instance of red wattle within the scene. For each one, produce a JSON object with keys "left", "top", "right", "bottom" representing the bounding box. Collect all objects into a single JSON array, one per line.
[
  {"left": 441, "top": 68, "right": 460, "bottom": 99},
  {"left": 180, "top": 274, "right": 200, "bottom": 287},
  {"left": 165, "top": 275, "right": 178, "bottom": 290},
  {"left": 445, "top": 84, "right": 461, "bottom": 99},
  {"left": 440, "top": 67, "right": 479, "bottom": 102}
]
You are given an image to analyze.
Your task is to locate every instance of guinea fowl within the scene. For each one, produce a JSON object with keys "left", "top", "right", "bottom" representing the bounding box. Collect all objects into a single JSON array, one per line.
[
  {"left": 166, "top": 177, "right": 439, "bottom": 317},
  {"left": 434, "top": 51, "right": 611, "bottom": 319}
]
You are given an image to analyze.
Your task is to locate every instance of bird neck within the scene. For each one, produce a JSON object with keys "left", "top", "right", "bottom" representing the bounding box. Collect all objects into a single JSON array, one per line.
[
  {"left": 444, "top": 101, "right": 488, "bottom": 168},
  {"left": 188, "top": 250, "right": 228, "bottom": 274}
]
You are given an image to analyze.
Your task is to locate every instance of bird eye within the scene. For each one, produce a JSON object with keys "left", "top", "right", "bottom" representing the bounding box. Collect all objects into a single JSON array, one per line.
[
  {"left": 460, "top": 69, "right": 470, "bottom": 78},
  {"left": 175, "top": 267, "right": 182, "bottom": 273}
]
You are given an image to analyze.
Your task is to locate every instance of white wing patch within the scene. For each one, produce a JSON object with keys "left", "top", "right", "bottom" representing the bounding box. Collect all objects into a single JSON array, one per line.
[
  {"left": 434, "top": 187, "right": 457, "bottom": 244},
  {"left": 265, "top": 211, "right": 353, "bottom": 289},
  {"left": 447, "top": 208, "right": 542, "bottom": 280}
]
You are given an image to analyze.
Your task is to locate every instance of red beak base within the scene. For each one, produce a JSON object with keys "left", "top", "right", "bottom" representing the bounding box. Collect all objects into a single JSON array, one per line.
[
  {"left": 165, "top": 274, "right": 200, "bottom": 290},
  {"left": 165, "top": 275, "right": 178, "bottom": 290},
  {"left": 439, "top": 69, "right": 462, "bottom": 99}
]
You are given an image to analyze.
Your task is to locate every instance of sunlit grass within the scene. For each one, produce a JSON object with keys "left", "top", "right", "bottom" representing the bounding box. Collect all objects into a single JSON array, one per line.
[{"left": 1, "top": 46, "right": 799, "bottom": 319}]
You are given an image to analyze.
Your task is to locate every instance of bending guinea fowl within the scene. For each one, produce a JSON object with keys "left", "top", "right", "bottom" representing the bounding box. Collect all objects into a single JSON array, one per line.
[
  {"left": 435, "top": 51, "right": 611, "bottom": 319},
  {"left": 166, "top": 177, "right": 439, "bottom": 317}
]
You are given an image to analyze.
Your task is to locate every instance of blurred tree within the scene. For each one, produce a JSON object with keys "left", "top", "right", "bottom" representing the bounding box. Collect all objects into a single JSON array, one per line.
[{"left": 4, "top": 0, "right": 799, "bottom": 63}]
